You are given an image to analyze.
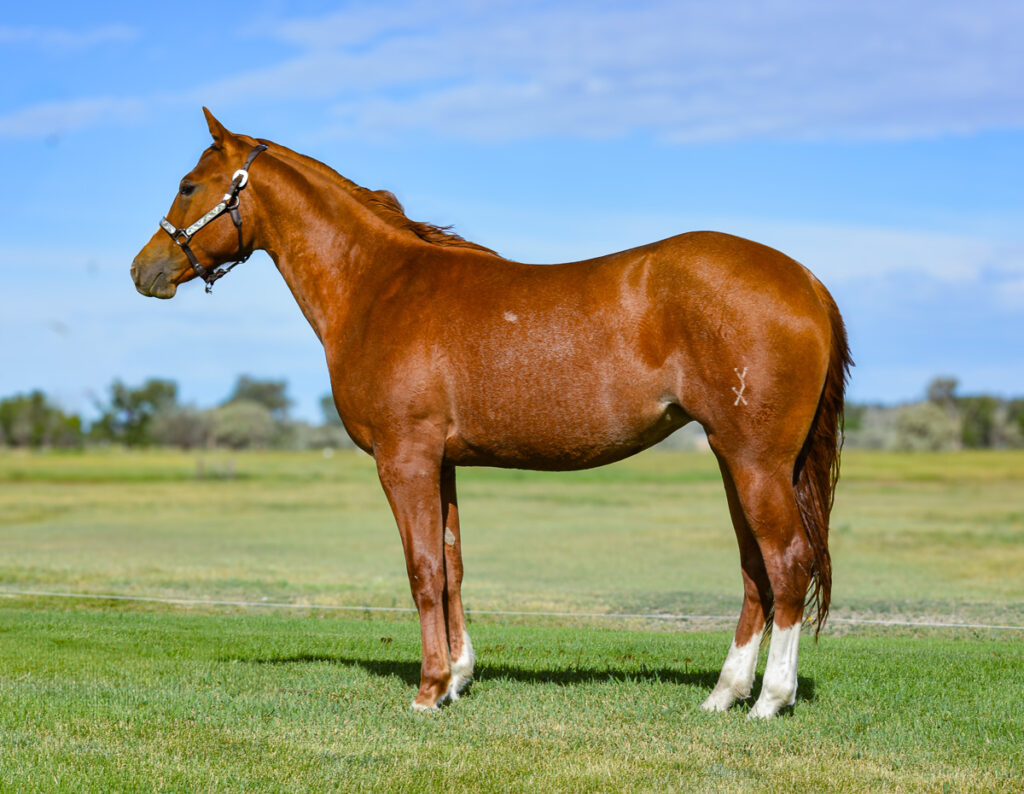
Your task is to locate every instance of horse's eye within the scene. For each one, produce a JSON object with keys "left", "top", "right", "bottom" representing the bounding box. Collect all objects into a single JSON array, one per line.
[{"left": 179, "top": 182, "right": 196, "bottom": 197}]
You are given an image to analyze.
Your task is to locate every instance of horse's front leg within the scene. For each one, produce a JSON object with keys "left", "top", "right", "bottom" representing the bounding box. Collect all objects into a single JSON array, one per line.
[
  {"left": 375, "top": 440, "right": 451, "bottom": 710},
  {"left": 441, "top": 464, "right": 474, "bottom": 700}
]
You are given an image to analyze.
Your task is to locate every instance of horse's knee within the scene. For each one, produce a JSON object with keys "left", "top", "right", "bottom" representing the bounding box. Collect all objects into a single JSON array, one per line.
[{"left": 408, "top": 561, "right": 445, "bottom": 611}]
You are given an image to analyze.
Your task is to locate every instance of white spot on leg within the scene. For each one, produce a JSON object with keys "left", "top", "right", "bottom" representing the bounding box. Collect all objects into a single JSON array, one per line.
[
  {"left": 701, "top": 637, "right": 760, "bottom": 712},
  {"left": 748, "top": 623, "right": 801, "bottom": 719},
  {"left": 503, "top": 311, "right": 518, "bottom": 322},
  {"left": 446, "top": 630, "right": 475, "bottom": 701},
  {"left": 444, "top": 528, "right": 456, "bottom": 546}
]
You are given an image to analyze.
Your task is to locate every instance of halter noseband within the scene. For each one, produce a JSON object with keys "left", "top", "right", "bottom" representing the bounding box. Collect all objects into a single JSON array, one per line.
[{"left": 159, "top": 143, "right": 268, "bottom": 293}]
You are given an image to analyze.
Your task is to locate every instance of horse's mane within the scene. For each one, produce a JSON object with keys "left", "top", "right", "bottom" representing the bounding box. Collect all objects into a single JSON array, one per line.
[{"left": 259, "top": 139, "right": 500, "bottom": 256}]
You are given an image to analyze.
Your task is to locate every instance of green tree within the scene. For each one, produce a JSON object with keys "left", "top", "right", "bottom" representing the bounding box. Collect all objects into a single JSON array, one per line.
[
  {"left": 0, "top": 391, "right": 83, "bottom": 448},
  {"left": 893, "top": 402, "right": 961, "bottom": 451},
  {"left": 320, "top": 393, "right": 343, "bottom": 426},
  {"left": 843, "top": 402, "right": 865, "bottom": 432},
  {"left": 150, "top": 406, "right": 212, "bottom": 449},
  {"left": 209, "top": 400, "right": 276, "bottom": 449},
  {"left": 926, "top": 376, "right": 959, "bottom": 410},
  {"left": 958, "top": 395, "right": 999, "bottom": 448},
  {"left": 91, "top": 379, "right": 178, "bottom": 446},
  {"left": 1009, "top": 400, "right": 1024, "bottom": 442},
  {"left": 226, "top": 376, "right": 291, "bottom": 421}
]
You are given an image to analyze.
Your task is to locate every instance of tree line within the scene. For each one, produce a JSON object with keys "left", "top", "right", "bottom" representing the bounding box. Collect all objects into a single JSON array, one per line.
[
  {"left": 0, "top": 376, "right": 351, "bottom": 450},
  {"left": 1, "top": 375, "right": 1022, "bottom": 452},
  {"left": 845, "top": 377, "right": 1024, "bottom": 451}
]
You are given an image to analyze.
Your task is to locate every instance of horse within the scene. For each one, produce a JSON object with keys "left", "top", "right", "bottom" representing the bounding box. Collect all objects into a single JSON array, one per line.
[{"left": 132, "top": 109, "right": 851, "bottom": 719}]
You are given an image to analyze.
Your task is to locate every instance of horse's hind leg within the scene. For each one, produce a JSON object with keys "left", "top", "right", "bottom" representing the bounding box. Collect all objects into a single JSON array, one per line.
[
  {"left": 441, "top": 464, "right": 474, "bottom": 700},
  {"left": 701, "top": 456, "right": 773, "bottom": 712},
  {"left": 721, "top": 456, "right": 813, "bottom": 719}
]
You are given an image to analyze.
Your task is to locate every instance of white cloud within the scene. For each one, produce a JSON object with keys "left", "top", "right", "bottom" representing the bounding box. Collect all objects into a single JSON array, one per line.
[
  {"left": 0, "top": 97, "right": 146, "bottom": 138},
  {"left": 261, "top": 0, "right": 449, "bottom": 51},
  {"left": 0, "top": 24, "right": 139, "bottom": 50},
  {"left": 996, "top": 276, "right": 1024, "bottom": 310},
  {"left": 4, "top": 1, "right": 1023, "bottom": 143},
  {"left": 260, "top": 0, "right": 1024, "bottom": 142},
  {"left": 725, "top": 221, "right": 1024, "bottom": 285}
]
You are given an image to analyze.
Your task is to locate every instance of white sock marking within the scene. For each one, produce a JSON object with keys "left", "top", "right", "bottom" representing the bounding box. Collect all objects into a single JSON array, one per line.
[
  {"left": 446, "top": 630, "right": 475, "bottom": 701},
  {"left": 748, "top": 623, "right": 801, "bottom": 719},
  {"left": 701, "top": 637, "right": 760, "bottom": 712}
]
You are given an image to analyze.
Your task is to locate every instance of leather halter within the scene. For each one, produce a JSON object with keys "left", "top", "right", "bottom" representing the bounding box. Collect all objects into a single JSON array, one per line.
[{"left": 159, "top": 143, "right": 268, "bottom": 293}]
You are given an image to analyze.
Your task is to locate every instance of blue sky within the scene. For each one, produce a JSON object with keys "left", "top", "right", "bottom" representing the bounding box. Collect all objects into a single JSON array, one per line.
[{"left": 1, "top": 1, "right": 1022, "bottom": 421}]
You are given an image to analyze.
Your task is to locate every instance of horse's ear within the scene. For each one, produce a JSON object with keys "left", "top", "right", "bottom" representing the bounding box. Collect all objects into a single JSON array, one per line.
[{"left": 203, "top": 107, "right": 229, "bottom": 146}]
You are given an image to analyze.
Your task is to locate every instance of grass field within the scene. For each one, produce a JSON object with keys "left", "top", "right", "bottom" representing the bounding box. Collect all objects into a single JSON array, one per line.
[{"left": 1, "top": 449, "right": 1022, "bottom": 791}]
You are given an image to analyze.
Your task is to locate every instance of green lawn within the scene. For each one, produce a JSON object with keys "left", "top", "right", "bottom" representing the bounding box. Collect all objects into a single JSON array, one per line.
[
  {"left": 0, "top": 608, "right": 1020, "bottom": 792},
  {"left": 1, "top": 449, "right": 1022, "bottom": 791}
]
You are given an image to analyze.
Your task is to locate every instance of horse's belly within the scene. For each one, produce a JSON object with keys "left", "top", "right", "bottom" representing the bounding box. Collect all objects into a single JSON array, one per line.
[{"left": 445, "top": 400, "right": 689, "bottom": 470}]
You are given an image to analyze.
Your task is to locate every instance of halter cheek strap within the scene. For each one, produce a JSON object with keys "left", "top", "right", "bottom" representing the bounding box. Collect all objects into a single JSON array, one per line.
[{"left": 159, "top": 143, "right": 268, "bottom": 293}]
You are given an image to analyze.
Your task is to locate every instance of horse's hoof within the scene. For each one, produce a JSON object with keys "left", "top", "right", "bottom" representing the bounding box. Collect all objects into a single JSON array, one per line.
[
  {"left": 747, "top": 694, "right": 794, "bottom": 720},
  {"left": 700, "top": 690, "right": 735, "bottom": 713}
]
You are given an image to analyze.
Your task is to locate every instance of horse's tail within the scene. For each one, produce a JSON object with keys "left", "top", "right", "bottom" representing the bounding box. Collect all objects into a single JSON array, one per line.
[{"left": 794, "top": 282, "right": 852, "bottom": 636}]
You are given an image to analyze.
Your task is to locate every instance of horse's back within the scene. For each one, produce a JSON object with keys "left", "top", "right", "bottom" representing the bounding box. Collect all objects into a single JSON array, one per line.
[{"left": 493, "top": 230, "right": 832, "bottom": 328}]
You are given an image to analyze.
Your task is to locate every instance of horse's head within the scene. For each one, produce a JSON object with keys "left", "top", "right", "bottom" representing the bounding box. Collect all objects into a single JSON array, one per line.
[{"left": 131, "top": 108, "right": 266, "bottom": 298}]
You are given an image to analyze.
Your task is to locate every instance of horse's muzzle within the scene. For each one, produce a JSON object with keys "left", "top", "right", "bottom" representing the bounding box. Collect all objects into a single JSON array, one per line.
[{"left": 131, "top": 257, "right": 178, "bottom": 299}]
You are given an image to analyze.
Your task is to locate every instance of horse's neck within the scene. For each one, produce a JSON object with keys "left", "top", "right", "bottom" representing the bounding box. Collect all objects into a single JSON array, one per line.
[{"left": 252, "top": 156, "right": 398, "bottom": 343}]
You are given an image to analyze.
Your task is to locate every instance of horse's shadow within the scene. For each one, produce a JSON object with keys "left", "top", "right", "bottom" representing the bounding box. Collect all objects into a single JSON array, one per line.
[{"left": 235, "top": 653, "right": 816, "bottom": 705}]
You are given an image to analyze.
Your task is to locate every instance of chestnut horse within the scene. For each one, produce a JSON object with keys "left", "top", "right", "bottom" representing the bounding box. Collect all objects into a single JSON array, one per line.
[{"left": 132, "top": 110, "right": 850, "bottom": 719}]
